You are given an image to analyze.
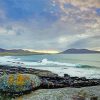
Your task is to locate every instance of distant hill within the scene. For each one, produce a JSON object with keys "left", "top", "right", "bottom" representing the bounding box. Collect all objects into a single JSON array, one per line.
[
  {"left": 0, "top": 48, "right": 31, "bottom": 53},
  {"left": 0, "top": 48, "right": 7, "bottom": 52},
  {"left": 60, "top": 48, "right": 100, "bottom": 54},
  {"left": 0, "top": 48, "right": 42, "bottom": 56}
]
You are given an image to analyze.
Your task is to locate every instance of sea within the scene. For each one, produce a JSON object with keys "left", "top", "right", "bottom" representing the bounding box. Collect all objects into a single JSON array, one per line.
[{"left": 0, "top": 54, "right": 100, "bottom": 79}]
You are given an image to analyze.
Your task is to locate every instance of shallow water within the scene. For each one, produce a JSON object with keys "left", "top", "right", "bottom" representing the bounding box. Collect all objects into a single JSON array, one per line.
[{"left": 0, "top": 54, "right": 100, "bottom": 78}]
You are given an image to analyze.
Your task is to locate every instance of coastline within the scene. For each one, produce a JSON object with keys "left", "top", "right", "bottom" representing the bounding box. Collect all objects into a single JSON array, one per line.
[{"left": 0, "top": 64, "right": 100, "bottom": 100}]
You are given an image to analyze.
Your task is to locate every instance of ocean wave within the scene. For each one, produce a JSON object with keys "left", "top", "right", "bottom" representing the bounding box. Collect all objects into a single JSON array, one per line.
[
  {"left": 41, "top": 59, "right": 97, "bottom": 68},
  {"left": 0, "top": 56, "right": 21, "bottom": 61},
  {"left": 76, "top": 64, "right": 94, "bottom": 68},
  {"left": 0, "top": 56, "right": 21, "bottom": 65},
  {"left": 40, "top": 58, "right": 76, "bottom": 66},
  {"left": 0, "top": 56, "right": 100, "bottom": 78},
  {"left": 0, "top": 56, "right": 96, "bottom": 69},
  {"left": 0, "top": 56, "right": 77, "bottom": 66}
]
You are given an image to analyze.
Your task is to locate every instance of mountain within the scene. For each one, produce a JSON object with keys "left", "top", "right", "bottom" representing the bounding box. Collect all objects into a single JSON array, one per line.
[
  {"left": 0, "top": 48, "right": 42, "bottom": 56},
  {"left": 0, "top": 48, "right": 7, "bottom": 52},
  {"left": 0, "top": 48, "right": 29, "bottom": 53},
  {"left": 60, "top": 48, "right": 100, "bottom": 54}
]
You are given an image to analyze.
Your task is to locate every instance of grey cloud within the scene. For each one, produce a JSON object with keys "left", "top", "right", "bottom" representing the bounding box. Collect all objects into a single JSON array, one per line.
[{"left": 0, "top": 0, "right": 100, "bottom": 51}]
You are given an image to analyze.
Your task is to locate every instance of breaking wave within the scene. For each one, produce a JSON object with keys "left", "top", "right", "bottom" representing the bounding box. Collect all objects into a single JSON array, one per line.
[
  {"left": 0, "top": 56, "right": 96, "bottom": 68},
  {"left": 0, "top": 56, "right": 100, "bottom": 78}
]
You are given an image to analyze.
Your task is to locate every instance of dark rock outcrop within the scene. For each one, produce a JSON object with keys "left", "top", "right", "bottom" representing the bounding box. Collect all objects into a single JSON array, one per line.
[{"left": 0, "top": 65, "right": 100, "bottom": 90}]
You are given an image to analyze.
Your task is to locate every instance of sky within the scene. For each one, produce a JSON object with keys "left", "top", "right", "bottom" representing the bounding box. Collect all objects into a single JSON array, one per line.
[{"left": 0, "top": 0, "right": 100, "bottom": 52}]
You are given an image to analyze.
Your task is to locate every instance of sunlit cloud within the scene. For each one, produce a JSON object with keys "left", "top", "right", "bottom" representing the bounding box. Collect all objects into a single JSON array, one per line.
[
  {"left": 0, "top": 0, "right": 100, "bottom": 51},
  {"left": 58, "top": 37, "right": 68, "bottom": 43},
  {"left": 24, "top": 49, "right": 59, "bottom": 54}
]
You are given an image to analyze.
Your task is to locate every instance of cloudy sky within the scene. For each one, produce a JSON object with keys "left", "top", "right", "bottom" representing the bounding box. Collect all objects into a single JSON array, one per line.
[{"left": 0, "top": 0, "right": 100, "bottom": 51}]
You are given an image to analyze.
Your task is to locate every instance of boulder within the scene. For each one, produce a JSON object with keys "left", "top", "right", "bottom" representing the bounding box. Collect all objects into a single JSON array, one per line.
[{"left": 0, "top": 74, "right": 41, "bottom": 93}]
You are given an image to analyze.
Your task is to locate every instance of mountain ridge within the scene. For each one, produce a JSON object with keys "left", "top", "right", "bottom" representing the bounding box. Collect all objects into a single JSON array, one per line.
[
  {"left": 0, "top": 48, "right": 100, "bottom": 55},
  {"left": 60, "top": 48, "right": 100, "bottom": 54},
  {"left": 0, "top": 48, "right": 43, "bottom": 56}
]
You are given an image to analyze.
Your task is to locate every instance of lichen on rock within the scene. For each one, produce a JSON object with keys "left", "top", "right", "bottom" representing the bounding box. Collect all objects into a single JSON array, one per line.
[{"left": 0, "top": 73, "right": 41, "bottom": 93}]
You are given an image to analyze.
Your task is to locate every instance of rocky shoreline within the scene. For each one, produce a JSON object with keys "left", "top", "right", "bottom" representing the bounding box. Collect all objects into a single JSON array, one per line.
[
  {"left": 0, "top": 64, "right": 100, "bottom": 99},
  {"left": 0, "top": 64, "right": 100, "bottom": 89}
]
